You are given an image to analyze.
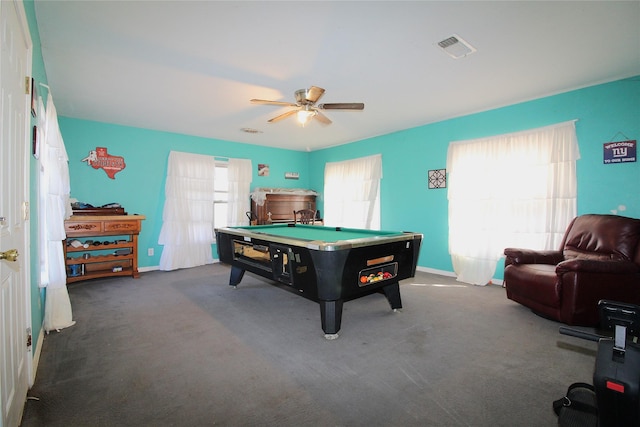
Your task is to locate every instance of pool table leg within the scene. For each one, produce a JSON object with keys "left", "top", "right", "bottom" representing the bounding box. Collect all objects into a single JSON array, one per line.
[
  {"left": 320, "top": 299, "right": 343, "bottom": 337},
  {"left": 382, "top": 282, "right": 402, "bottom": 310},
  {"left": 229, "top": 266, "right": 245, "bottom": 288}
]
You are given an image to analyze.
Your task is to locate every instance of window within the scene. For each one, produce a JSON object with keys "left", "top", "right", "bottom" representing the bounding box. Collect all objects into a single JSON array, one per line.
[
  {"left": 324, "top": 154, "right": 382, "bottom": 229},
  {"left": 158, "top": 153, "right": 252, "bottom": 271},
  {"left": 213, "top": 163, "right": 228, "bottom": 230},
  {"left": 446, "top": 121, "right": 579, "bottom": 285}
]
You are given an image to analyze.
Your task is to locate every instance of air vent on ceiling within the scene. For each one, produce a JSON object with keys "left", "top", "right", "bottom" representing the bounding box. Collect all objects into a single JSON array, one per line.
[
  {"left": 241, "top": 127, "right": 263, "bottom": 134},
  {"left": 437, "top": 35, "right": 476, "bottom": 59}
]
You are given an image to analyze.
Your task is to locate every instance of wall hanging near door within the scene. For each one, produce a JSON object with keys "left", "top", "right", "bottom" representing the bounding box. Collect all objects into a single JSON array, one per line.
[{"left": 81, "top": 147, "right": 126, "bottom": 179}]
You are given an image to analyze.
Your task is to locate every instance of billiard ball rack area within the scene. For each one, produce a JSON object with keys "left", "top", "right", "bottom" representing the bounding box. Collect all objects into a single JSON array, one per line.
[{"left": 359, "top": 263, "right": 398, "bottom": 286}]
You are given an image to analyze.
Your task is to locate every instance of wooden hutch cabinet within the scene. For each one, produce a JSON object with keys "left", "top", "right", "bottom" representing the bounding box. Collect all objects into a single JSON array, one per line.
[
  {"left": 63, "top": 215, "right": 145, "bottom": 284},
  {"left": 250, "top": 188, "right": 318, "bottom": 225}
]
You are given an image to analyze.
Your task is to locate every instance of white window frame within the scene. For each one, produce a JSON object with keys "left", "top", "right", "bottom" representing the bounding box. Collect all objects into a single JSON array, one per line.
[{"left": 213, "top": 161, "right": 229, "bottom": 231}]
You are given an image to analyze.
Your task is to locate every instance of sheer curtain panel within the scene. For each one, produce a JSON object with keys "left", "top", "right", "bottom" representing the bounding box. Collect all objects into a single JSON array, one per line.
[
  {"left": 38, "top": 93, "right": 75, "bottom": 332},
  {"left": 446, "top": 121, "right": 579, "bottom": 285},
  {"left": 227, "top": 158, "right": 253, "bottom": 226},
  {"left": 324, "top": 154, "right": 382, "bottom": 229},
  {"left": 158, "top": 151, "right": 217, "bottom": 270}
]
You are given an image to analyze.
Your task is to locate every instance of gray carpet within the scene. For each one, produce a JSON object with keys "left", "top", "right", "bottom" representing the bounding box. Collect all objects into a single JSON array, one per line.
[{"left": 21, "top": 264, "right": 598, "bottom": 426}]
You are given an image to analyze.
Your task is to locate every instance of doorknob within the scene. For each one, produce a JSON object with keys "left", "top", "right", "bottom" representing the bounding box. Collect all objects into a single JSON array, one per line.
[{"left": 0, "top": 249, "right": 18, "bottom": 261}]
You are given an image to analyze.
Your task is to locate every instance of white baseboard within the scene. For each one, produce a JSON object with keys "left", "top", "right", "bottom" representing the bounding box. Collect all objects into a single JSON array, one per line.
[
  {"left": 30, "top": 324, "right": 45, "bottom": 387},
  {"left": 415, "top": 266, "right": 504, "bottom": 286},
  {"left": 139, "top": 259, "right": 221, "bottom": 273}
]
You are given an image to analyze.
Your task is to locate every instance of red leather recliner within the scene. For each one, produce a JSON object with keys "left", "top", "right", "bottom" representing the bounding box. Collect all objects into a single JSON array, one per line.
[{"left": 503, "top": 214, "right": 640, "bottom": 326}]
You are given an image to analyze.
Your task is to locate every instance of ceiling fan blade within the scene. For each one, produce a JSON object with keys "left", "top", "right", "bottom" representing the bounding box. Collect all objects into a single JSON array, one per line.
[
  {"left": 306, "top": 86, "right": 325, "bottom": 103},
  {"left": 318, "top": 103, "right": 364, "bottom": 110},
  {"left": 251, "top": 99, "right": 298, "bottom": 107},
  {"left": 267, "top": 109, "right": 298, "bottom": 123},
  {"left": 314, "top": 110, "right": 332, "bottom": 125}
]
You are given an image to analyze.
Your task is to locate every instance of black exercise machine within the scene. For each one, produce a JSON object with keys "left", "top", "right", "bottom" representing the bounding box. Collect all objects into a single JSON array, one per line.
[{"left": 557, "top": 300, "right": 640, "bottom": 426}]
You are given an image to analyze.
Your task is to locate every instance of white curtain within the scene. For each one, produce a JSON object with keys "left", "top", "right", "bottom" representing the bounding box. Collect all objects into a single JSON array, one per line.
[
  {"left": 158, "top": 151, "right": 217, "bottom": 270},
  {"left": 38, "top": 93, "right": 75, "bottom": 332},
  {"left": 324, "top": 154, "right": 382, "bottom": 229},
  {"left": 227, "top": 158, "right": 252, "bottom": 226},
  {"left": 446, "top": 121, "right": 579, "bottom": 285}
]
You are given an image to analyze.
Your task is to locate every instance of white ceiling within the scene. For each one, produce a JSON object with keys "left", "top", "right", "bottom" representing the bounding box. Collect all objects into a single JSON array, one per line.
[{"left": 34, "top": 1, "right": 640, "bottom": 152}]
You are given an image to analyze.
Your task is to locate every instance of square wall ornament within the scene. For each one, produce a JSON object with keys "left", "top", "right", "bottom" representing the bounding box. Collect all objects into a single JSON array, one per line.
[{"left": 428, "top": 169, "right": 446, "bottom": 189}]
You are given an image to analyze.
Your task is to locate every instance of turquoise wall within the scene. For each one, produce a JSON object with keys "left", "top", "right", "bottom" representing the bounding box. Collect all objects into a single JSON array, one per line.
[
  {"left": 309, "top": 77, "right": 640, "bottom": 276},
  {"left": 60, "top": 118, "right": 311, "bottom": 267},
  {"left": 25, "top": 0, "right": 47, "bottom": 354}
]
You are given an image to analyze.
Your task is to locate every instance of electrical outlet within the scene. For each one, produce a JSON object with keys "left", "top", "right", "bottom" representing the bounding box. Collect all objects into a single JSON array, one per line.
[{"left": 148, "top": 248, "right": 154, "bottom": 256}]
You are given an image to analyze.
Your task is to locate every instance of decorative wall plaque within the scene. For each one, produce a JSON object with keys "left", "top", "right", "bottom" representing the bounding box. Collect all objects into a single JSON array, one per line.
[
  {"left": 258, "top": 163, "right": 270, "bottom": 176},
  {"left": 603, "top": 140, "right": 636, "bottom": 164},
  {"left": 428, "top": 169, "right": 446, "bottom": 189},
  {"left": 81, "top": 147, "right": 126, "bottom": 179}
]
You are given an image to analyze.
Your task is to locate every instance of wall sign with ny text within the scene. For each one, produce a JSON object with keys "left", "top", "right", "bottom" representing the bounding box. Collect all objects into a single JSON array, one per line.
[{"left": 603, "top": 140, "right": 636, "bottom": 164}]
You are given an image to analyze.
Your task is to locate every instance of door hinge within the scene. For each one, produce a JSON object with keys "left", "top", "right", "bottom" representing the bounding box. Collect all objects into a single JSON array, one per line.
[
  {"left": 23, "top": 201, "right": 29, "bottom": 221},
  {"left": 25, "top": 76, "right": 32, "bottom": 95},
  {"left": 26, "top": 327, "right": 32, "bottom": 350}
]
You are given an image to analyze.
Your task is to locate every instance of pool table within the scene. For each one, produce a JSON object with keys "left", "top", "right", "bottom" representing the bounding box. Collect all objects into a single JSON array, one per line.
[{"left": 215, "top": 224, "right": 422, "bottom": 338}]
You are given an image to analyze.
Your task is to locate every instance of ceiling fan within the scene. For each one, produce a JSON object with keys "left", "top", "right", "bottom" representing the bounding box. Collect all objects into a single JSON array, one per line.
[{"left": 250, "top": 86, "right": 364, "bottom": 126}]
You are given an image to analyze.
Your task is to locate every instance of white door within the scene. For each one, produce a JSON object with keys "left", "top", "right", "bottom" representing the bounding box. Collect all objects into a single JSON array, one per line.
[{"left": 0, "top": 1, "right": 32, "bottom": 426}]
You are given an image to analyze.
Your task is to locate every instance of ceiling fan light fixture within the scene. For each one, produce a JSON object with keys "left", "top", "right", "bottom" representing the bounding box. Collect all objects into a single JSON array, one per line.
[
  {"left": 297, "top": 109, "right": 315, "bottom": 125},
  {"left": 252, "top": 86, "right": 364, "bottom": 125}
]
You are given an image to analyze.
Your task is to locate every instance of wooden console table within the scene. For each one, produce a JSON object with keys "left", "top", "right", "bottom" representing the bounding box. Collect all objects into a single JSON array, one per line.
[{"left": 63, "top": 215, "right": 145, "bottom": 284}]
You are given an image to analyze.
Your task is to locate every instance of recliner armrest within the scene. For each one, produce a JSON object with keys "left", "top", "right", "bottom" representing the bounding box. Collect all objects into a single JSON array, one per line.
[
  {"left": 557, "top": 259, "right": 640, "bottom": 275},
  {"left": 503, "top": 248, "right": 564, "bottom": 265}
]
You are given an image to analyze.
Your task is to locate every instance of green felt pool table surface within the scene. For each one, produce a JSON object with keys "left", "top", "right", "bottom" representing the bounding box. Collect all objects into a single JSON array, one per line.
[{"left": 232, "top": 224, "right": 405, "bottom": 242}]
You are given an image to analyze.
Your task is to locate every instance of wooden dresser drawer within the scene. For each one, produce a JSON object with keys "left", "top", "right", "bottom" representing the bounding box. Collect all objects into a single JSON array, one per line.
[
  {"left": 104, "top": 221, "right": 140, "bottom": 233},
  {"left": 65, "top": 221, "right": 102, "bottom": 236}
]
